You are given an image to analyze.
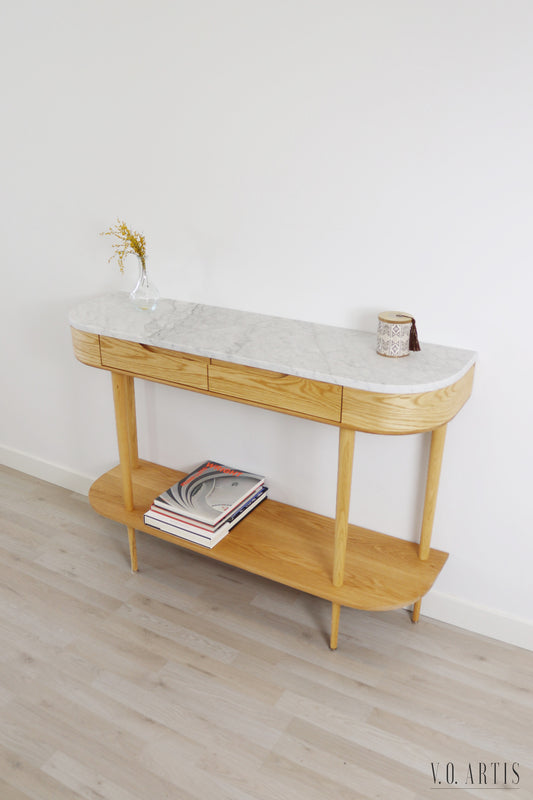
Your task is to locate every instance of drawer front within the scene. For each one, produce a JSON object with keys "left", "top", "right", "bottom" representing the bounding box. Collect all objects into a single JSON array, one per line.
[
  {"left": 209, "top": 360, "right": 342, "bottom": 422},
  {"left": 100, "top": 337, "right": 208, "bottom": 389},
  {"left": 71, "top": 328, "right": 101, "bottom": 367}
]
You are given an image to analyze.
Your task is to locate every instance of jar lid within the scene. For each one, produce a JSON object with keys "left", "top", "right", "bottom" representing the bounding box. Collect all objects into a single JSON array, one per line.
[{"left": 378, "top": 311, "right": 413, "bottom": 324}]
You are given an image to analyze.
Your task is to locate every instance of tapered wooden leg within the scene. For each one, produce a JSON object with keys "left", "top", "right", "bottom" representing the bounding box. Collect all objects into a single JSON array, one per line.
[
  {"left": 330, "top": 603, "right": 341, "bottom": 649},
  {"left": 419, "top": 424, "right": 447, "bottom": 561},
  {"left": 412, "top": 424, "right": 447, "bottom": 621},
  {"left": 112, "top": 373, "right": 141, "bottom": 570},
  {"left": 124, "top": 374, "right": 139, "bottom": 470},
  {"left": 112, "top": 372, "right": 135, "bottom": 511},
  {"left": 333, "top": 427, "right": 356, "bottom": 588},
  {"left": 127, "top": 526, "right": 138, "bottom": 572},
  {"left": 330, "top": 428, "right": 355, "bottom": 649}
]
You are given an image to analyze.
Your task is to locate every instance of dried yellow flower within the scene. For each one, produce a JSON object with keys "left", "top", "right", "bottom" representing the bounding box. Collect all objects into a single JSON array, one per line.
[{"left": 100, "top": 219, "right": 147, "bottom": 272}]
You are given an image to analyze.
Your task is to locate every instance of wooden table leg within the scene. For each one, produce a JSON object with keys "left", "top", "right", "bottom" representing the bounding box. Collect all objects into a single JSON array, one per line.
[
  {"left": 127, "top": 526, "right": 138, "bottom": 572},
  {"left": 112, "top": 373, "right": 141, "bottom": 571},
  {"left": 124, "top": 374, "right": 139, "bottom": 470},
  {"left": 333, "top": 427, "right": 355, "bottom": 586},
  {"left": 111, "top": 372, "right": 135, "bottom": 510},
  {"left": 419, "top": 424, "right": 447, "bottom": 560},
  {"left": 331, "top": 427, "right": 355, "bottom": 646},
  {"left": 412, "top": 424, "right": 447, "bottom": 621},
  {"left": 330, "top": 603, "right": 341, "bottom": 650}
]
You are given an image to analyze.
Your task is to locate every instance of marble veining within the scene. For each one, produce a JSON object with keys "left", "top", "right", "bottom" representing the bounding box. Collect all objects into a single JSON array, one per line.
[{"left": 69, "top": 293, "right": 477, "bottom": 394}]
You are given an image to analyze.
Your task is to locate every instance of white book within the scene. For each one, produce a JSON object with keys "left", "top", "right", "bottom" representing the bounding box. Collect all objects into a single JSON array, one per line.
[{"left": 144, "top": 487, "right": 268, "bottom": 548}]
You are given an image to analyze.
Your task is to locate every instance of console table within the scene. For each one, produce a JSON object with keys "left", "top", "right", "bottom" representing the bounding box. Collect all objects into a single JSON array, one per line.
[{"left": 69, "top": 293, "right": 476, "bottom": 649}]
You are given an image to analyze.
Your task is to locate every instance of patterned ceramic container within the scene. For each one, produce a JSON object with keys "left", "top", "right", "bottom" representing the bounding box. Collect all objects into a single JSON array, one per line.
[{"left": 376, "top": 312, "right": 413, "bottom": 357}]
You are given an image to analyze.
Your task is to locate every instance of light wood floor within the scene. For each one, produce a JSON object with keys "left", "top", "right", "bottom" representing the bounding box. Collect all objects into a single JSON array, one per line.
[{"left": 0, "top": 465, "right": 531, "bottom": 800}]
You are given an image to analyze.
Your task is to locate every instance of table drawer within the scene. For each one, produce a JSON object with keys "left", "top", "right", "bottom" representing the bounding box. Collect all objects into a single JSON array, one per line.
[
  {"left": 209, "top": 360, "right": 342, "bottom": 422},
  {"left": 100, "top": 337, "right": 208, "bottom": 389}
]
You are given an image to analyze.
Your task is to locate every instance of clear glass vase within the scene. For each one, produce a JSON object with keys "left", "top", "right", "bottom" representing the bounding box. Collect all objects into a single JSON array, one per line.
[{"left": 129, "top": 256, "right": 159, "bottom": 311}]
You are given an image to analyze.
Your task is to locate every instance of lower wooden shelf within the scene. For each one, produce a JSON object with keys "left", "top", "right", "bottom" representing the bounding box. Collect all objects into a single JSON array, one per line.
[{"left": 89, "top": 460, "right": 448, "bottom": 611}]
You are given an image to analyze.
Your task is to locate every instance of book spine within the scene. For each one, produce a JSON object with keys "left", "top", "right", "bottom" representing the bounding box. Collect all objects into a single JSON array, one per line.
[
  {"left": 143, "top": 514, "right": 226, "bottom": 548},
  {"left": 145, "top": 509, "right": 229, "bottom": 536},
  {"left": 145, "top": 507, "right": 228, "bottom": 534}
]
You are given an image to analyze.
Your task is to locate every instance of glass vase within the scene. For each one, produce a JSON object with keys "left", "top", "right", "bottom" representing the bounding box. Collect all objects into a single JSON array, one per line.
[{"left": 129, "top": 256, "right": 159, "bottom": 311}]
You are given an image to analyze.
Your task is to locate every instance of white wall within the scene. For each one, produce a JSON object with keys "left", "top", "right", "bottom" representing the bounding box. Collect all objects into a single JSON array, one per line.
[{"left": 1, "top": 0, "right": 532, "bottom": 648}]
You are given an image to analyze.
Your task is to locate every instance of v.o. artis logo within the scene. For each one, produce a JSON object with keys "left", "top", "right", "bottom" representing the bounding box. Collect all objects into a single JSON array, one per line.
[{"left": 431, "top": 761, "right": 520, "bottom": 788}]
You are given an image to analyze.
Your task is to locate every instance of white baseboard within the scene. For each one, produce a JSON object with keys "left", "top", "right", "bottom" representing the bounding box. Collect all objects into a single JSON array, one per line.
[
  {"left": 0, "top": 445, "right": 93, "bottom": 496},
  {"left": 416, "top": 592, "right": 533, "bottom": 652},
  {"left": 1, "top": 445, "right": 532, "bottom": 652}
]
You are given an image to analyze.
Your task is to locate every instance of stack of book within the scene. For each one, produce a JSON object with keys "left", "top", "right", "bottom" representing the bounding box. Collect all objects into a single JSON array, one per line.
[{"left": 144, "top": 460, "right": 267, "bottom": 548}]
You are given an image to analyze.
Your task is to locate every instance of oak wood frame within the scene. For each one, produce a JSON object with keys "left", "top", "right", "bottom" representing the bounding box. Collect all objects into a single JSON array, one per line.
[{"left": 72, "top": 327, "right": 474, "bottom": 649}]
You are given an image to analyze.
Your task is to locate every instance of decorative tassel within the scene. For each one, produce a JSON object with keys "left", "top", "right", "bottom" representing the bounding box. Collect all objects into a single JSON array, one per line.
[
  {"left": 397, "top": 313, "right": 421, "bottom": 351},
  {"left": 409, "top": 318, "right": 421, "bottom": 351}
]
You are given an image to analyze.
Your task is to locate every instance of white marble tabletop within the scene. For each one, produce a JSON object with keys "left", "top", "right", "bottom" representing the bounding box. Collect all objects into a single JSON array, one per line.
[{"left": 69, "top": 293, "right": 477, "bottom": 395}]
